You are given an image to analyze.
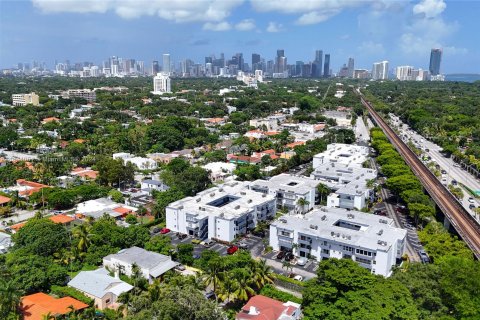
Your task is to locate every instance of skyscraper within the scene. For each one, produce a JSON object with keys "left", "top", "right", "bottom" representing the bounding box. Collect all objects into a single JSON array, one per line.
[
  {"left": 347, "top": 58, "right": 355, "bottom": 78},
  {"left": 275, "top": 49, "right": 286, "bottom": 73},
  {"left": 163, "top": 54, "right": 171, "bottom": 74},
  {"left": 252, "top": 53, "right": 260, "bottom": 71},
  {"left": 372, "top": 61, "right": 389, "bottom": 80},
  {"left": 429, "top": 48, "right": 442, "bottom": 76},
  {"left": 152, "top": 61, "right": 160, "bottom": 75},
  {"left": 312, "top": 50, "right": 323, "bottom": 78},
  {"left": 323, "top": 54, "right": 330, "bottom": 78},
  {"left": 153, "top": 73, "right": 171, "bottom": 94}
]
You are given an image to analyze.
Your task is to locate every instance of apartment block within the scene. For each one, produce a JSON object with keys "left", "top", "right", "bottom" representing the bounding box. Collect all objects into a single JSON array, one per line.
[
  {"left": 61, "top": 89, "right": 96, "bottom": 102},
  {"left": 12, "top": 92, "right": 39, "bottom": 106},
  {"left": 166, "top": 181, "right": 276, "bottom": 242},
  {"left": 312, "top": 143, "right": 370, "bottom": 169},
  {"left": 251, "top": 174, "right": 318, "bottom": 214},
  {"left": 269, "top": 207, "right": 406, "bottom": 277}
]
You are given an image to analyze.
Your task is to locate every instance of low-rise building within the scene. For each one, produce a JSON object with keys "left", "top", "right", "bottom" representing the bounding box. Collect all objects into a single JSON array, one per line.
[
  {"left": 312, "top": 143, "right": 369, "bottom": 169},
  {"left": 20, "top": 293, "right": 88, "bottom": 320},
  {"left": 251, "top": 174, "right": 318, "bottom": 214},
  {"left": 12, "top": 92, "right": 40, "bottom": 106},
  {"left": 141, "top": 179, "right": 169, "bottom": 194},
  {"left": 311, "top": 162, "right": 377, "bottom": 210},
  {"left": 0, "top": 232, "right": 12, "bottom": 254},
  {"left": 202, "top": 162, "right": 236, "bottom": 183},
  {"left": 166, "top": 181, "right": 276, "bottom": 242},
  {"left": 76, "top": 197, "right": 136, "bottom": 220},
  {"left": 112, "top": 152, "right": 157, "bottom": 170},
  {"left": 103, "top": 247, "right": 178, "bottom": 283},
  {"left": 61, "top": 89, "right": 96, "bottom": 102},
  {"left": 236, "top": 295, "right": 301, "bottom": 320},
  {"left": 68, "top": 268, "right": 133, "bottom": 310},
  {"left": 269, "top": 207, "right": 406, "bottom": 277}
]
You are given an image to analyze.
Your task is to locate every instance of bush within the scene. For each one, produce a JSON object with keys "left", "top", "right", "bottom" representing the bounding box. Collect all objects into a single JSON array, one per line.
[
  {"left": 259, "top": 284, "right": 302, "bottom": 304},
  {"left": 50, "top": 285, "right": 93, "bottom": 305}
]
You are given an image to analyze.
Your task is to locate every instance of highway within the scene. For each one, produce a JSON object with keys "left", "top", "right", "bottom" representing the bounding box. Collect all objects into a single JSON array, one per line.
[
  {"left": 359, "top": 92, "right": 480, "bottom": 259},
  {"left": 388, "top": 114, "right": 480, "bottom": 219}
]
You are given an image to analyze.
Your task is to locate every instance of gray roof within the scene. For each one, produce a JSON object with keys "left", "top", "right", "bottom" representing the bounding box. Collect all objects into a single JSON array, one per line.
[
  {"left": 0, "top": 232, "right": 12, "bottom": 253},
  {"left": 68, "top": 268, "right": 133, "bottom": 298},
  {"left": 271, "top": 207, "right": 407, "bottom": 252},
  {"left": 104, "top": 246, "right": 178, "bottom": 278},
  {"left": 142, "top": 179, "right": 165, "bottom": 186}
]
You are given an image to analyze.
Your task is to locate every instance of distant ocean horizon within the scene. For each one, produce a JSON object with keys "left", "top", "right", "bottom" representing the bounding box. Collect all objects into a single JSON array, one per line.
[{"left": 445, "top": 74, "right": 480, "bottom": 83}]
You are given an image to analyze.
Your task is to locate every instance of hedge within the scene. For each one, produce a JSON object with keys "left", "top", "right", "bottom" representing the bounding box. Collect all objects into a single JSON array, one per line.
[
  {"left": 259, "top": 284, "right": 302, "bottom": 304},
  {"left": 50, "top": 285, "right": 94, "bottom": 306}
]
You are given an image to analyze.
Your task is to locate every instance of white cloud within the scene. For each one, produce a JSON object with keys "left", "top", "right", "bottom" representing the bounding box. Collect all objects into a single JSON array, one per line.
[
  {"left": 358, "top": 41, "right": 385, "bottom": 55},
  {"left": 413, "top": 0, "right": 446, "bottom": 18},
  {"left": 296, "top": 10, "right": 339, "bottom": 25},
  {"left": 32, "top": 0, "right": 244, "bottom": 22},
  {"left": 203, "top": 21, "right": 232, "bottom": 31},
  {"left": 235, "top": 19, "right": 256, "bottom": 31},
  {"left": 266, "top": 22, "right": 283, "bottom": 32}
]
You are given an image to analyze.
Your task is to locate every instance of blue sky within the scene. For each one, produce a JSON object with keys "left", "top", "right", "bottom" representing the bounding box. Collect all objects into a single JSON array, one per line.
[{"left": 0, "top": 0, "right": 478, "bottom": 73}]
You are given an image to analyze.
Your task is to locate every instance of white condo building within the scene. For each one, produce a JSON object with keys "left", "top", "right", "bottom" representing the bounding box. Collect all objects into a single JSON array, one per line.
[
  {"left": 166, "top": 181, "right": 276, "bottom": 242},
  {"left": 269, "top": 207, "right": 407, "bottom": 277},
  {"left": 395, "top": 66, "right": 414, "bottom": 81},
  {"left": 153, "top": 73, "right": 171, "bottom": 95},
  {"left": 250, "top": 174, "right": 319, "bottom": 214},
  {"left": 312, "top": 143, "right": 370, "bottom": 169},
  {"left": 12, "top": 92, "right": 40, "bottom": 106},
  {"left": 372, "top": 61, "right": 389, "bottom": 80}
]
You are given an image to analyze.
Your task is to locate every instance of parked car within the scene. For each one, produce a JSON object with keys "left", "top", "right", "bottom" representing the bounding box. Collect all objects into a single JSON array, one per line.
[
  {"left": 468, "top": 197, "right": 475, "bottom": 203},
  {"left": 150, "top": 227, "right": 160, "bottom": 235},
  {"left": 453, "top": 163, "right": 461, "bottom": 168},
  {"left": 296, "top": 257, "right": 308, "bottom": 266},
  {"left": 284, "top": 252, "right": 295, "bottom": 262},
  {"left": 441, "top": 169, "right": 447, "bottom": 174},
  {"left": 160, "top": 228, "right": 170, "bottom": 234},
  {"left": 238, "top": 241, "right": 249, "bottom": 250},
  {"left": 175, "top": 264, "right": 186, "bottom": 271},
  {"left": 469, "top": 204, "right": 476, "bottom": 210},
  {"left": 293, "top": 275, "right": 304, "bottom": 282},
  {"left": 176, "top": 233, "right": 188, "bottom": 240},
  {"left": 418, "top": 250, "right": 430, "bottom": 264},
  {"left": 276, "top": 251, "right": 286, "bottom": 260},
  {"left": 227, "top": 246, "right": 238, "bottom": 255},
  {"left": 201, "top": 239, "right": 215, "bottom": 247},
  {"left": 451, "top": 179, "right": 457, "bottom": 186},
  {"left": 191, "top": 239, "right": 202, "bottom": 244}
]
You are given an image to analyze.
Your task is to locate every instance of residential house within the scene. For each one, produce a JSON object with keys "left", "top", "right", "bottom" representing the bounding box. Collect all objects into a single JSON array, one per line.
[
  {"left": 112, "top": 153, "right": 157, "bottom": 170},
  {"left": 20, "top": 293, "right": 88, "bottom": 320},
  {"left": 0, "top": 232, "right": 12, "bottom": 254},
  {"left": 76, "top": 197, "right": 137, "bottom": 220},
  {"left": 236, "top": 295, "right": 301, "bottom": 320},
  {"left": 68, "top": 268, "right": 133, "bottom": 310},
  {"left": 141, "top": 179, "right": 169, "bottom": 194},
  {"left": 202, "top": 162, "right": 236, "bottom": 183},
  {"left": 103, "top": 247, "right": 178, "bottom": 283}
]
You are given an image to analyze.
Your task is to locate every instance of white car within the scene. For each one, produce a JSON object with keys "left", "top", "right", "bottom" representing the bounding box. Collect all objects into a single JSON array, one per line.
[
  {"left": 293, "top": 275, "right": 304, "bottom": 281},
  {"left": 296, "top": 257, "right": 308, "bottom": 266},
  {"left": 468, "top": 197, "right": 475, "bottom": 203}
]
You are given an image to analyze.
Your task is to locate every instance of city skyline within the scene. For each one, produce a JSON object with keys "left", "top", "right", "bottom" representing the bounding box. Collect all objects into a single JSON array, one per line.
[{"left": 1, "top": 0, "right": 479, "bottom": 74}]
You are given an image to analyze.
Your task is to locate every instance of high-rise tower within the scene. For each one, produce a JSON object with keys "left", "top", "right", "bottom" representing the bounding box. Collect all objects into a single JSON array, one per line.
[{"left": 429, "top": 48, "right": 442, "bottom": 76}]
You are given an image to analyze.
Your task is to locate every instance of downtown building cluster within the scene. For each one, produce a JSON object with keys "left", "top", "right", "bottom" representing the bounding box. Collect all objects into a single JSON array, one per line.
[{"left": 4, "top": 48, "right": 444, "bottom": 81}]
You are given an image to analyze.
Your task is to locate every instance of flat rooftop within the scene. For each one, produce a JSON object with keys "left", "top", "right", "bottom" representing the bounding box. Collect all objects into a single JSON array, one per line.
[
  {"left": 168, "top": 181, "right": 275, "bottom": 220},
  {"left": 272, "top": 207, "right": 406, "bottom": 251},
  {"left": 252, "top": 174, "right": 319, "bottom": 194}
]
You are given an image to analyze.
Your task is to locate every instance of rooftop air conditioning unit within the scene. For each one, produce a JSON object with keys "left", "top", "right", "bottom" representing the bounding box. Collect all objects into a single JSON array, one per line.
[
  {"left": 210, "top": 193, "right": 215, "bottom": 197},
  {"left": 235, "top": 205, "right": 240, "bottom": 210},
  {"left": 377, "top": 229, "right": 383, "bottom": 236},
  {"left": 321, "top": 215, "right": 326, "bottom": 221},
  {"left": 196, "top": 198, "right": 201, "bottom": 202}
]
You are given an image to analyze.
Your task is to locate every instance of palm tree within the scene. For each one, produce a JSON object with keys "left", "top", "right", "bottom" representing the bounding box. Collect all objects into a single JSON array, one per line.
[
  {"left": 0, "top": 278, "right": 22, "bottom": 319},
  {"left": 316, "top": 183, "right": 331, "bottom": 205},
  {"left": 217, "top": 273, "right": 238, "bottom": 303},
  {"left": 282, "top": 261, "right": 293, "bottom": 274},
  {"left": 252, "top": 259, "right": 275, "bottom": 289},
  {"left": 73, "top": 224, "right": 91, "bottom": 253},
  {"left": 297, "top": 197, "right": 310, "bottom": 214},
  {"left": 202, "top": 258, "right": 224, "bottom": 300},
  {"left": 233, "top": 271, "right": 255, "bottom": 302}
]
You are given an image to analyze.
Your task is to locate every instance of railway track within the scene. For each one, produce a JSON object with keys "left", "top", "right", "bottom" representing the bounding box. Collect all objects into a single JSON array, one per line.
[{"left": 359, "top": 93, "right": 480, "bottom": 259}]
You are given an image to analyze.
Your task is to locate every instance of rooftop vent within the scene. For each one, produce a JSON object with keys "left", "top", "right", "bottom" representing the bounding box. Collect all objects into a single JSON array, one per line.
[
  {"left": 219, "top": 188, "right": 224, "bottom": 192},
  {"left": 196, "top": 198, "right": 201, "bottom": 202},
  {"left": 210, "top": 192, "right": 215, "bottom": 197},
  {"left": 247, "top": 199, "right": 252, "bottom": 203},
  {"left": 321, "top": 215, "right": 327, "bottom": 221},
  {"left": 240, "top": 191, "right": 246, "bottom": 195},
  {"left": 377, "top": 240, "right": 387, "bottom": 246},
  {"left": 280, "top": 219, "right": 287, "bottom": 223},
  {"left": 347, "top": 213, "right": 355, "bottom": 219},
  {"left": 379, "top": 219, "right": 388, "bottom": 224},
  {"left": 331, "top": 231, "right": 335, "bottom": 236},
  {"left": 377, "top": 229, "right": 383, "bottom": 236},
  {"left": 310, "top": 224, "right": 318, "bottom": 230},
  {"left": 234, "top": 205, "right": 240, "bottom": 210}
]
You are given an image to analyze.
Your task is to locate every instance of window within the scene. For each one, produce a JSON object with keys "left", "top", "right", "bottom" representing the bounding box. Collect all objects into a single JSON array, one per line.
[
  {"left": 106, "top": 299, "right": 111, "bottom": 304},
  {"left": 322, "top": 249, "right": 330, "bottom": 255},
  {"left": 281, "top": 231, "right": 291, "bottom": 237}
]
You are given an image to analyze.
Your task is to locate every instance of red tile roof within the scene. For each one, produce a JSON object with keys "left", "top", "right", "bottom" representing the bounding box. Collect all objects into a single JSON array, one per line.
[
  {"left": 49, "top": 214, "right": 75, "bottom": 225},
  {"left": 236, "top": 295, "right": 298, "bottom": 320},
  {"left": 0, "top": 195, "right": 11, "bottom": 205},
  {"left": 286, "top": 141, "right": 306, "bottom": 149},
  {"left": 42, "top": 117, "right": 60, "bottom": 123},
  {"left": 20, "top": 292, "right": 88, "bottom": 320},
  {"left": 113, "top": 207, "right": 132, "bottom": 215}
]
